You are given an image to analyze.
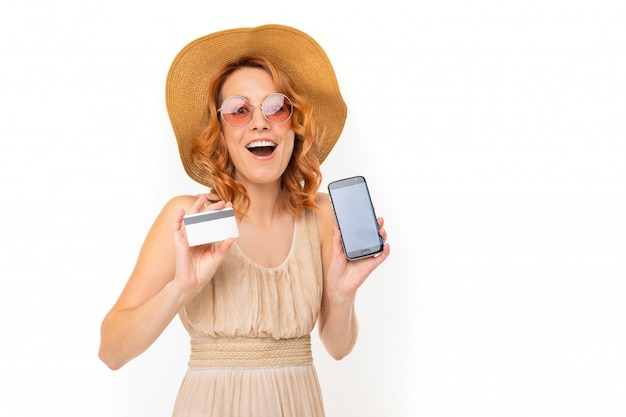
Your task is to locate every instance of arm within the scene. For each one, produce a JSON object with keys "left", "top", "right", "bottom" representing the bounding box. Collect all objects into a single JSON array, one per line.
[
  {"left": 98, "top": 195, "right": 235, "bottom": 370},
  {"left": 315, "top": 193, "right": 390, "bottom": 360}
]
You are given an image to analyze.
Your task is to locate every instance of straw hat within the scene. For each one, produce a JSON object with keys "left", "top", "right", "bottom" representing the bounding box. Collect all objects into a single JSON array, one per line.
[{"left": 165, "top": 24, "right": 347, "bottom": 187}]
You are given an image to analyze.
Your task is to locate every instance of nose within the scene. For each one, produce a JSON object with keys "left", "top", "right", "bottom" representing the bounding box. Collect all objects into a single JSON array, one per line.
[{"left": 249, "top": 105, "right": 270, "bottom": 129}]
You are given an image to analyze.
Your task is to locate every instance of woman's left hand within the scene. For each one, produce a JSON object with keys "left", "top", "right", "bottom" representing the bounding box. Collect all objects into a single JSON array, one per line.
[{"left": 327, "top": 217, "right": 390, "bottom": 300}]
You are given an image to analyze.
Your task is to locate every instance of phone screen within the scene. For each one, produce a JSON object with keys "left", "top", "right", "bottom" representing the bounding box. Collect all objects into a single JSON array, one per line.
[{"left": 328, "top": 176, "right": 384, "bottom": 260}]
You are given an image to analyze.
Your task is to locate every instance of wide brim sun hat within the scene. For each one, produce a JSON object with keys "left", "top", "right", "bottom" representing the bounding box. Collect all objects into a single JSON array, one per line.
[{"left": 165, "top": 24, "right": 347, "bottom": 188}]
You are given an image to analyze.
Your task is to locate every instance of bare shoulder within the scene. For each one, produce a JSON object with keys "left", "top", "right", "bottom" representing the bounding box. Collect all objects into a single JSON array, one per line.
[
  {"left": 142, "top": 193, "right": 211, "bottom": 245},
  {"left": 159, "top": 193, "right": 210, "bottom": 218},
  {"left": 163, "top": 194, "right": 197, "bottom": 210},
  {"left": 314, "top": 191, "right": 334, "bottom": 218}
]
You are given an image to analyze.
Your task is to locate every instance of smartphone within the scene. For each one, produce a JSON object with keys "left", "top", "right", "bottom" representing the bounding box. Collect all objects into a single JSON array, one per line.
[{"left": 328, "top": 176, "right": 384, "bottom": 260}]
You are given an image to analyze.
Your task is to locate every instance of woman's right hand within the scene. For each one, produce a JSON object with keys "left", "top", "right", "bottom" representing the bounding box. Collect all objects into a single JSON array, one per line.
[
  {"left": 99, "top": 194, "right": 236, "bottom": 370},
  {"left": 171, "top": 195, "right": 236, "bottom": 300}
]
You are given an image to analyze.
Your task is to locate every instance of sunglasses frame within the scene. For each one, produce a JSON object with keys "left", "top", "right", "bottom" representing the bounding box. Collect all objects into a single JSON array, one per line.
[{"left": 218, "top": 93, "right": 294, "bottom": 127}]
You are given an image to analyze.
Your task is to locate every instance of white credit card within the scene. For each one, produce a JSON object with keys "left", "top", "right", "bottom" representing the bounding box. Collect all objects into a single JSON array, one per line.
[{"left": 183, "top": 207, "right": 238, "bottom": 246}]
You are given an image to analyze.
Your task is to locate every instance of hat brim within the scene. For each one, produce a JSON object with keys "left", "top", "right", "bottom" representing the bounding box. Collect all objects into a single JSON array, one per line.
[{"left": 165, "top": 24, "right": 347, "bottom": 187}]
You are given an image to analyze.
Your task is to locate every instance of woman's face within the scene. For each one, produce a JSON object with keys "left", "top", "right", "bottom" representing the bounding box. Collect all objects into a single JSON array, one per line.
[{"left": 219, "top": 67, "right": 295, "bottom": 187}]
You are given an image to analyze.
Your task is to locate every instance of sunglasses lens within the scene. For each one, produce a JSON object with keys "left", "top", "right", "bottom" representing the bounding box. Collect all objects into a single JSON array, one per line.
[
  {"left": 263, "top": 94, "right": 293, "bottom": 123},
  {"left": 220, "top": 96, "right": 251, "bottom": 126},
  {"left": 219, "top": 94, "right": 293, "bottom": 126}
]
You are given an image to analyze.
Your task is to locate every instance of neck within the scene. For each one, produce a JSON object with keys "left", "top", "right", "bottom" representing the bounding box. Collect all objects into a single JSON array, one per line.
[{"left": 241, "top": 181, "right": 285, "bottom": 222}]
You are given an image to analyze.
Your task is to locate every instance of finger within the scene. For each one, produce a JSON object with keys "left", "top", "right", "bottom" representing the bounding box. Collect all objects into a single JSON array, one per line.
[
  {"left": 172, "top": 208, "right": 189, "bottom": 247},
  {"left": 379, "top": 242, "right": 391, "bottom": 258},
  {"left": 173, "top": 207, "right": 185, "bottom": 231},
  {"left": 367, "top": 242, "right": 390, "bottom": 267},
  {"left": 188, "top": 194, "right": 208, "bottom": 214},
  {"left": 205, "top": 200, "right": 227, "bottom": 212},
  {"left": 376, "top": 217, "right": 387, "bottom": 242},
  {"left": 379, "top": 227, "right": 388, "bottom": 243},
  {"left": 215, "top": 237, "right": 236, "bottom": 256},
  {"left": 198, "top": 237, "right": 236, "bottom": 277}
]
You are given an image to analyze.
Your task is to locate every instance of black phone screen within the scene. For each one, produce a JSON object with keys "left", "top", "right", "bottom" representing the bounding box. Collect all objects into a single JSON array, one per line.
[{"left": 328, "top": 176, "right": 384, "bottom": 260}]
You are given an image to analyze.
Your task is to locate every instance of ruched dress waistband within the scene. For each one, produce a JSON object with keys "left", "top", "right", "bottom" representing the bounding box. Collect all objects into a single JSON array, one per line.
[{"left": 188, "top": 335, "right": 313, "bottom": 369}]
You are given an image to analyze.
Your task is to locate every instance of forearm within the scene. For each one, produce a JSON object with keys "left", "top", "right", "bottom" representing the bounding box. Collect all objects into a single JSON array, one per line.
[
  {"left": 319, "top": 294, "right": 359, "bottom": 360},
  {"left": 98, "top": 280, "right": 186, "bottom": 370}
]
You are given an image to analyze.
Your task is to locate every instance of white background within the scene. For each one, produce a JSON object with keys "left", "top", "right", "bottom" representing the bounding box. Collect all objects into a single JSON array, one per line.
[{"left": 1, "top": 1, "right": 625, "bottom": 416}]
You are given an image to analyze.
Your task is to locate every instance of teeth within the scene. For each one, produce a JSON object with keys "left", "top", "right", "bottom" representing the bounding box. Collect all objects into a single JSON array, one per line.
[{"left": 247, "top": 140, "right": 275, "bottom": 148}]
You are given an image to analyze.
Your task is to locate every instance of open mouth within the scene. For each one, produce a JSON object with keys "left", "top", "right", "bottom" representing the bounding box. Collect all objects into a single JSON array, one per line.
[{"left": 246, "top": 140, "right": 277, "bottom": 157}]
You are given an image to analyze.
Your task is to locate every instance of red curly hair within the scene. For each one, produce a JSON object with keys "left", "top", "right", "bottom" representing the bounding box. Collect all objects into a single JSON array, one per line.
[{"left": 191, "top": 55, "right": 323, "bottom": 217}]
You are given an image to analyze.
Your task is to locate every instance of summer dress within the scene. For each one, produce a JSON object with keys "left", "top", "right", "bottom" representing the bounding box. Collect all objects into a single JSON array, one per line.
[{"left": 171, "top": 209, "right": 325, "bottom": 417}]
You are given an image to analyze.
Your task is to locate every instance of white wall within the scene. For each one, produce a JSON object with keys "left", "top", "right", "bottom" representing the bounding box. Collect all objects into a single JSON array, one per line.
[{"left": 1, "top": 1, "right": 625, "bottom": 416}]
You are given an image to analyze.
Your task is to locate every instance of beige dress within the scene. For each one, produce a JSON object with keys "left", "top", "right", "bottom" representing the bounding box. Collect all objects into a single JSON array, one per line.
[{"left": 171, "top": 209, "right": 325, "bottom": 417}]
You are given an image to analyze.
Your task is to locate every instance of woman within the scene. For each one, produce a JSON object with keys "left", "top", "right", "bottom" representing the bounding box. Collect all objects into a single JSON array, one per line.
[{"left": 99, "top": 24, "right": 390, "bottom": 417}]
